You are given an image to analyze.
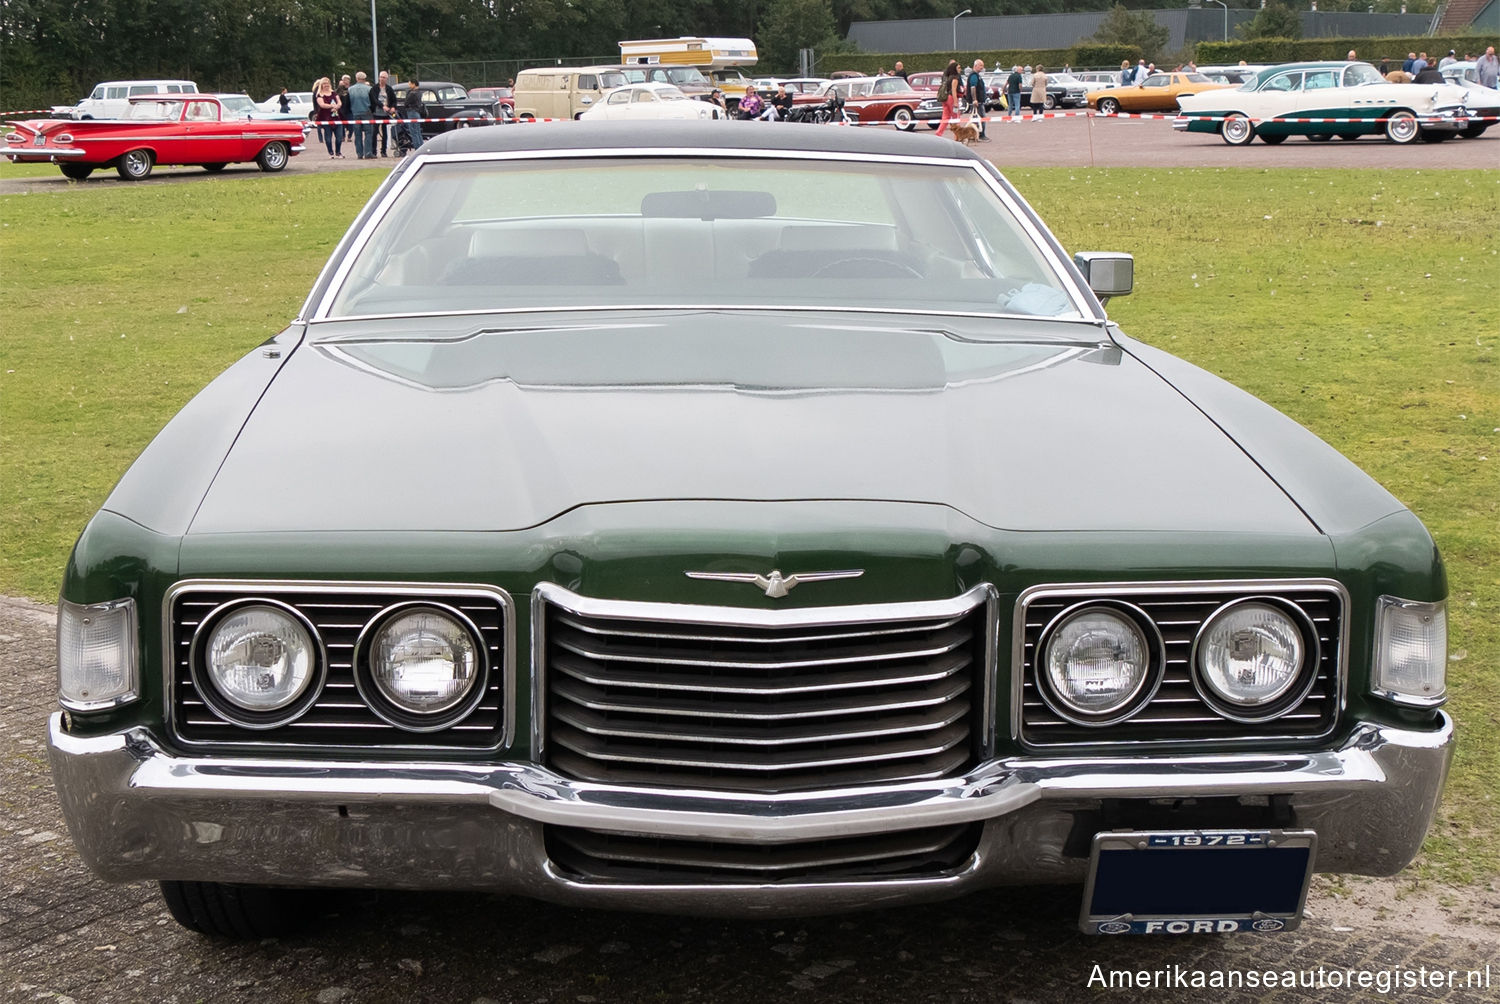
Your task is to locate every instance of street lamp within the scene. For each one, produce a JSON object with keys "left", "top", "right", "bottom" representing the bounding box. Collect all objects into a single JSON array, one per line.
[
  {"left": 1206, "top": 0, "right": 1228, "bottom": 41},
  {"left": 953, "top": 9, "right": 972, "bottom": 50},
  {"left": 370, "top": 0, "right": 380, "bottom": 80}
]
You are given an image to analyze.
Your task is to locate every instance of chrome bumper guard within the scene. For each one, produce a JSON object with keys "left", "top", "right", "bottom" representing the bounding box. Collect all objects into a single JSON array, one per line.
[{"left": 47, "top": 712, "right": 1453, "bottom": 915}]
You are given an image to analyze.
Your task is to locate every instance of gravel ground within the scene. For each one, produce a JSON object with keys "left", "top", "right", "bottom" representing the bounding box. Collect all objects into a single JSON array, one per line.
[{"left": 4, "top": 596, "right": 1497, "bottom": 1004}]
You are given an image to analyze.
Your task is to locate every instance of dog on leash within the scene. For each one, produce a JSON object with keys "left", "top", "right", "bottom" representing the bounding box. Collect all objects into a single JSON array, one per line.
[{"left": 948, "top": 118, "right": 982, "bottom": 145}]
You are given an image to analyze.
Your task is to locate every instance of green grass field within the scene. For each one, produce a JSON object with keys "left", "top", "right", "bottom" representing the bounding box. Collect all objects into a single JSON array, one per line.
[{"left": 1, "top": 164, "right": 1496, "bottom": 883}]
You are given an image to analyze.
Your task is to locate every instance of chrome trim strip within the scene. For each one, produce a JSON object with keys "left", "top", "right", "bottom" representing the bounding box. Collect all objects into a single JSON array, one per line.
[
  {"left": 162, "top": 579, "right": 517, "bottom": 752},
  {"left": 307, "top": 145, "right": 1099, "bottom": 324},
  {"left": 1010, "top": 578, "right": 1350, "bottom": 746},
  {"left": 532, "top": 582, "right": 998, "bottom": 767}
]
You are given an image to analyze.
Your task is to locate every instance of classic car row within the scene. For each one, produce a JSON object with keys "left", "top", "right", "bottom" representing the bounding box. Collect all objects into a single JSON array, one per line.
[{"left": 48, "top": 122, "right": 1454, "bottom": 941}]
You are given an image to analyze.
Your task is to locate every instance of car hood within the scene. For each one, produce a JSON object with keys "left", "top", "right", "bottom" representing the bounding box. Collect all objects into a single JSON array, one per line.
[{"left": 188, "top": 312, "right": 1315, "bottom": 535}]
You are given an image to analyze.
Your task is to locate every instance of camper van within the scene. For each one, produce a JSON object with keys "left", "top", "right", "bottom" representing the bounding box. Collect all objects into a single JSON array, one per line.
[
  {"left": 618, "top": 37, "right": 757, "bottom": 107},
  {"left": 512, "top": 66, "right": 631, "bottom": 120}
]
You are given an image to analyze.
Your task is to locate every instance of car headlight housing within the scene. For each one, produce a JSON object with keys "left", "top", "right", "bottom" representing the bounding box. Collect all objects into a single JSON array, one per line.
[
  {"left": 1372, "top": 596, "right": 1446, "bottom": 706},
  {"left": 1193, "top": 599, "right": 1317, "bottom": 720},
  {"left": 57, "top": 598, "right": 138, "bottom": 712},
  {"left": 194, "top": 601, "right": 323, "bottom": 727},
  {"left": 357, "top": 604, "right": 485, "bottom": 730},
  {"left": 1038, "top": 604, "right": 1160, "bottom": 725}
]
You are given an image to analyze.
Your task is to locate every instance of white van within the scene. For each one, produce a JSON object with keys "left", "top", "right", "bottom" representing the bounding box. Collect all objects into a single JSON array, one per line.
[
  {"left": 64, "top": 80, "right": 200, "bottom": 119},
  {"left": 513, "top": 66, "right": 629, "bottom": 120}
]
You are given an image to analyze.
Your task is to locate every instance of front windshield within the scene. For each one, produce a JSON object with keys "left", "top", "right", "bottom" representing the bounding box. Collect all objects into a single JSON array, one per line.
[
  {"left": 666, "top": 68, "right": 710, "bottom": 86},
  {"left": 323, "top": 157, "right": 1084, "bottom": 321},
  {"left": 218, "top": 96, "right": 256, "bottom": 116},
  {"left": 658, "top": 88, "right": 688, "bottom": 101}
]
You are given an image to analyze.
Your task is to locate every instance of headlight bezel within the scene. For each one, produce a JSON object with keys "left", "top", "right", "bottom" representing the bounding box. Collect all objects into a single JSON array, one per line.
[
  {"left": 1190, "top": 597, "right": 1320, "bottom": 723},
  {"left": 1035, "top": 601, "right": 1165, "bottom": 727},
  {"left": 189, "top": 598, "right": 327, "bottom": 729},
  {"left": 353, "top": 601, "right": 490, "bottom": 732}
]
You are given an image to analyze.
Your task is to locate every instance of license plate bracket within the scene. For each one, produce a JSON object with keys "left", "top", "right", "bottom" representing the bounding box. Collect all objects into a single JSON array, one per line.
[{"left": 1080, "top": 829, "right": 1316, "bottom": 935}]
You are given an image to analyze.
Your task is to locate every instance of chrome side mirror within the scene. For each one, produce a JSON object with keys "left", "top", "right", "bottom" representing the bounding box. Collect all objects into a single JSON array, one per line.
[{"left": 1074, "top": 252, "right": 1134, "bottom": 303}]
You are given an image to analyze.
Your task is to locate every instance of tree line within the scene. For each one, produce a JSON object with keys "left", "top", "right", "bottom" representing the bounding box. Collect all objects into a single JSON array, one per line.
[{"left": 0, "top": 0, "right": 1437, "bottom": 110}]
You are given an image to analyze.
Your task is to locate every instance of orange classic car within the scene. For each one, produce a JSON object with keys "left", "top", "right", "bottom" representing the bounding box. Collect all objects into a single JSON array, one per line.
[
  {"left": 1086, "top": 72, "right": 1236, "bottom": 115},
  {"left": 4, "top": 93, "right": 306, "bottom": 180}
]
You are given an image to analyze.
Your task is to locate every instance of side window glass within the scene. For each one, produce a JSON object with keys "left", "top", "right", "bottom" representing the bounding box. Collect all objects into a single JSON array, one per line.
[
  {"left": 608, "top": 90, "right": 630, "bottom": 104},
  {"left": 579, "top": 75, "right": 596, "bottom": 91}
]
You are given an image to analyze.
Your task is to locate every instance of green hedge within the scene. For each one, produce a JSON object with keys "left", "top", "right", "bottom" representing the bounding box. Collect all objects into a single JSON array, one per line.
[
  {"left": 1195, "top": 35, "right": 1489, "bottom": 64},
  {"left": 818, "top": 45, "right": 1142, "bottom": 75}
]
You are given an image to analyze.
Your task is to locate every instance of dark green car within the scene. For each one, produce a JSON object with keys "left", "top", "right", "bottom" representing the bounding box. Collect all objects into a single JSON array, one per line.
[{"left": 48, "top": 123, "right": 1453, "bottom": 939}]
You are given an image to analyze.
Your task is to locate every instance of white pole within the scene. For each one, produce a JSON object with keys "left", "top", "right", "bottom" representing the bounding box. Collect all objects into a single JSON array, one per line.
[{"left": 371, "top": 0, "right": 380, "bottom": 80}]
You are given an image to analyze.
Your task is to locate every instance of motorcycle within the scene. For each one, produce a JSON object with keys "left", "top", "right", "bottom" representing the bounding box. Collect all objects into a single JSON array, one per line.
[{"left": 784, "top": 92, "right": 853, "bottom": 125}]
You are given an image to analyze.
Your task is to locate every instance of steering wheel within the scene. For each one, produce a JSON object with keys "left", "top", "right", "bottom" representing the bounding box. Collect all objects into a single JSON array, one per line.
[{"left": 811, "top": 256, "right": 923, "bottom": 279}]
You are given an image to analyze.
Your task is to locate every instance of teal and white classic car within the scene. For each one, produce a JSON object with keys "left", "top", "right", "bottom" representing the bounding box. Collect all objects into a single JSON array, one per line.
[{"left": 1175, "top": 60, "right": 1499, "bottom": 144}]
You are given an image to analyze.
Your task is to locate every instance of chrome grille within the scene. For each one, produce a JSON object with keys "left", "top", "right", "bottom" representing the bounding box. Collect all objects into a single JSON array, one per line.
[
  {"left": 1018, "top": 582, "right": 1343, "bottom": 747},
  {"left": 168, "top": 582, "right": 509, "bottom": 749},
  {"left": 541, "top": 587, "right": 992, "bottom": 792},
  {"left": 545, "top": 824, "right": 981, "bottom": 884}
]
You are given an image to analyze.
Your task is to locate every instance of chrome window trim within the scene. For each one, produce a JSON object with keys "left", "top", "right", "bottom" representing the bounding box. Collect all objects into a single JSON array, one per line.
[
  {"left": 531, "top": 581, "right": 999, "bottom": 766},
  {"left": 306, "top": 146, "right": 1101, "bottom": 324},
  {"left": 1011, "top": 578, "right": 1349, "bottom": 747},
  {"left": 163, "top": 579, "right": 517, "bottom": 752}
]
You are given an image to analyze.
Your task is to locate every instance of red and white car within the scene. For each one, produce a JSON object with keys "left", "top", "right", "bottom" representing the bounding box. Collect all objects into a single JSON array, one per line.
[
  {"left": 792, "top": 76, "right": 941, "bottom": 129},
  {"left": 4, "top": 93, "right": 306, "bottom": 181}
]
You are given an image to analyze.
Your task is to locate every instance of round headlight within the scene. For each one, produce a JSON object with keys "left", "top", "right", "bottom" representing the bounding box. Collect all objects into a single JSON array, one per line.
[
  {"left": 1195, "top": 601, "right": 1308, "bottom": 711},
  {"left": 366, "top": 607, "right": 480, "bottom": 718},
  {"left": 203, "top": 604, "right": 317, "bottom": 714},
  {"left": 1041, "top": 606, "right": 1155, "bottom": 723}
]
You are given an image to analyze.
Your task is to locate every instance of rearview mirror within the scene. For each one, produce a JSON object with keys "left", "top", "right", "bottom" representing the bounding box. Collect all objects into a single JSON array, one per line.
[{"left": 1073, "top": 252, "right": 1133, "bottom": 303}]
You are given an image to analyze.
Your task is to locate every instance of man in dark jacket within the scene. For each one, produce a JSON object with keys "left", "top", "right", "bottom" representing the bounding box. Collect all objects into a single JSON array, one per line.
[
  {"left": 966, "top": 60, "right": 989, "bottom": 141},
  {"left": 373, "top": 70, "right": 397, "bottom": 156},
  {"left": 1006, "top": 65, "right": 1023, "bottom": 120}
]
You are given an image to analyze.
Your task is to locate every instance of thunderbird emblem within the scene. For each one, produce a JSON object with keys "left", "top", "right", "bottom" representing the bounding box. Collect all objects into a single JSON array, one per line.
[{"left": 685, "top": 569, "right": 864, "bottom": 599}]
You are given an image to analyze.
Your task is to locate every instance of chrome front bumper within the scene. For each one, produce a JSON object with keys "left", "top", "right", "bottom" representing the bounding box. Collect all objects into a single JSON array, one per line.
[{"left": 47, "top": 712, "right": 1453, "bottom": 915}]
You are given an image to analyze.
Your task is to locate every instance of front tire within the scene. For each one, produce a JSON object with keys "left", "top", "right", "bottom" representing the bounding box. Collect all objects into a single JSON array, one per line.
[
  {"left": 1337, "top": 133, "right": 1362, "bottom": 141},
  {"left": 202, "top": 162, "right": 227, "bottom": 173},
  {"left": 1418, "top": 129, "right": 1450, "bottom": 143},
  {"left": 1260, "top": 133, "right": 1287, "bottom": 145},
  {"left": 256, "top": 141, "right": 289, "bottom": 172},
  {"left": 1221, "top": 113, "right": 1254, "bottom": 146},
  {"left": 159, "top": 881, "right": 305, "bottom": 939},
  {"left": 1307, "top": 133, "right": 1332, "bottom": 142},
  {"left": 1385, "top": 110, "right": 1419, "bottom": 144},
  {"left": 1098, "top": 97, "right": 1120, "bottom": 116},
  {"left": 59, "top": 163, "right": 94, "bottom": 180},
  {"left": 1461, "top": 122, "right": 1488, "bottom": 139},
  {"left": 115, "top": 149, "right": 153, "bottom": 180},
  {"left": 889, "top": 106, "right": 914, "bottom": 130}
]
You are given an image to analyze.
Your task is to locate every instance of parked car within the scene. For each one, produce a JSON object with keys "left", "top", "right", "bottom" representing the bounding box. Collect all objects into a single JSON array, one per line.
[
  {"left": 706, "top": 68, "right": 754, "bottom": 108},
  {"left": 55, "top": 79, "right": 199, "bottom": 119},
  {"left": 258, "top": 91, "right": 315, "bottom": 120},
  {"left": 392, "top": 81, "right": 507, "bottom": 140},
  {"left": 908, "top": 71, "right": 942, "bottom": 93},
  {"left": 466, "top": 86, "right": 515, "bottom": 117},
  {"left": 780, "top": 77, "right": 831, "bottom": 94},
  {"left": 1029, "top": 72, "right": 1090, "bottom": 109},
  {"left": 4, "top": 93, "right": 304, "bottom": 180},
  {"left": 1176, "top": 61, "right": 1500, "bottom": 144},
  {"left": 794, "top": 76, "right": 935, "bottom": 130},
  {"left": 1073, "top": 71, "right": 1120, "bottom": 88},
  {"left": 580, "top": 83, "right": 724, "bottom": 121},
  {"left": 218, "top": 93, "right": 306, "bottom": 126},
  {"left": 1087, "top": 72, "right": 1235, "bottom": 115},
  {"left": 618, "top": 64, "right": 715, "bottom": 101},
  {"left": 514, "top": 66, "right": 630, "bottom": 121},
  {"left": 47, "top": 121, "right": 1453, "bottom": 940}
]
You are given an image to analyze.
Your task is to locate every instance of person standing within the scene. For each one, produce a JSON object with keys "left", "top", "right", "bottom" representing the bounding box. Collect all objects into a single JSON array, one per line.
[
  {"left": 935, "top": 60, "right": 961, "bottom": 137},
  {"left": 1477, "top": 46, "right": 1499, "bottom": 89},
  {"left": 402, "top": 78, "right": 424, "bottom": 152},
  {"left": 1006, "top": 64, "right": 1023, "bottom": 120},
  {"left": 1119, "top": 60, "right": 1132, "bottom": 86},
  {"left": 373, "top": 71, "right": 396, "bottom": 156},
  {"left": 335, "top": 74, "right": 352, "bottom": 156},
  {"left": 966, "top": 59, "right": 989, "bottom": 141},
  {"left": 347, "top": 71, "right": 373, "bottom": 159},
  {"left": 1029, "top": 64, "right": 1049, "bottom": 116},
  {"left": 1438, "top": 50, "right": 1457, "bottom": 70},
  {"left": 312, "top": 77, "right": 341, "bottom": 157},
  {"left": 893, "top": 60, "right": 908, "bottom": 80},
  {"left": 276, "top": 87, "right": 292, "bottom": 114}
]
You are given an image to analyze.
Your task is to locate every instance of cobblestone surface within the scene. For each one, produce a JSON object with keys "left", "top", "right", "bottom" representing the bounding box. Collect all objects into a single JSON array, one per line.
[{"left": 5, "top": 597, "right": 1496, "bottom": 1002}]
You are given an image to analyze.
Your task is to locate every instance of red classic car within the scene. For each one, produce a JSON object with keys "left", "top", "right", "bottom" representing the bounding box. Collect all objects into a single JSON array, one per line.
[
  {"left": 791, "top": 76, "right": 941, "bottom": 129},
  {"left": 4, "top": 93, "right": 306, "bottom": 181}
]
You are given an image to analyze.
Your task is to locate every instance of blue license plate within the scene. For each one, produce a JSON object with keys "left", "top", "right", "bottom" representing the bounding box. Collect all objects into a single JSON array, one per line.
[{"left": 1080, "top": 829, "right": 1316, "bottom": 935}]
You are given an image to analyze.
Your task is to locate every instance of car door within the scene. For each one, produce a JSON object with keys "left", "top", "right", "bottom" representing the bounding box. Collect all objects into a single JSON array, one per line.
[
  {"left": 1250, "top": 70, "right": 1305, "bottom": 136},
  {"left": 1128, "top": 74, "right": 1172, "bottom": 111},
  {"left": 180, "top": 98, "right": 244, "bottom": 164},
  {"left": 628, "top": 87, "right": 661, "bottom": 119}
]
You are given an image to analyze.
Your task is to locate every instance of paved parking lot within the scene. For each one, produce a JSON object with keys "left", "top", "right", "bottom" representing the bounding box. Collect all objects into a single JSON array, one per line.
[
  {"left": 0, "top": 114, "right": 1494, "bottom": 194},
  {"left": 4, "top": 597, "right": 1497, "bottom": 1004}
]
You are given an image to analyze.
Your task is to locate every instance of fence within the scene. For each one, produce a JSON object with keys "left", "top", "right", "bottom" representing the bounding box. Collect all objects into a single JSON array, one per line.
[{"left": 413, "top": 57, "right": 615, "bottom": 87}]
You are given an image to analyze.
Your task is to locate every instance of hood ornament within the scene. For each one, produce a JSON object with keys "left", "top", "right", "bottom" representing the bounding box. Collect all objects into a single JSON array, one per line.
[{"left": 685, "top": 569, "right": 864, "bottom": 599}]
